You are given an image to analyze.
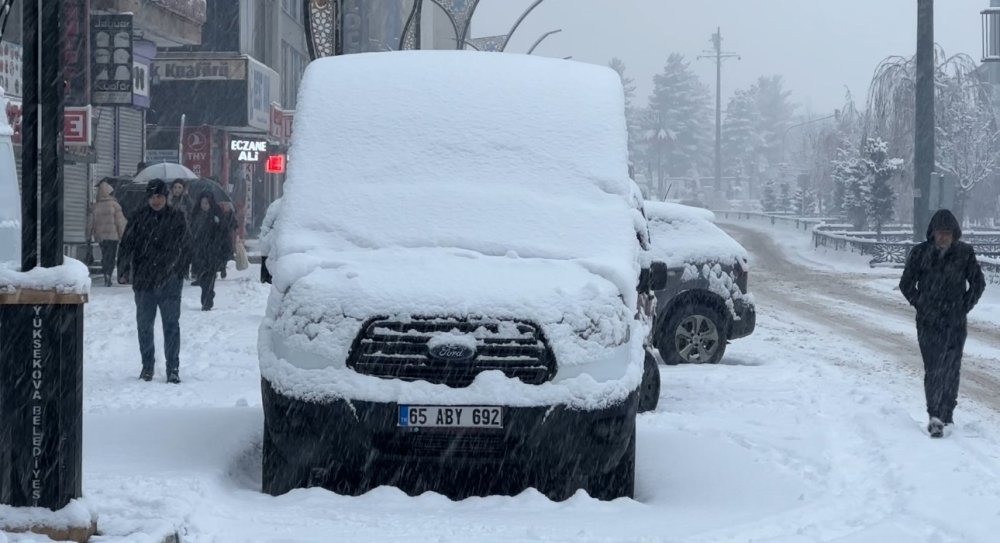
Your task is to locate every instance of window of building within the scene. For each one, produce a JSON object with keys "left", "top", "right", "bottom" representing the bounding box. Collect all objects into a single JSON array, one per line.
[
  {"left": 281, "top": 41, "right": 308, "bottom": 110},
  {"left": 282, "top": 0, "right": 304, "bottom": 24}
]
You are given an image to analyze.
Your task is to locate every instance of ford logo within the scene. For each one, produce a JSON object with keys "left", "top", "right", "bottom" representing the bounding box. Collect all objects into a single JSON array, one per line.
[{"left": 428, "top": 343, "right": 476, "bottom": 361}]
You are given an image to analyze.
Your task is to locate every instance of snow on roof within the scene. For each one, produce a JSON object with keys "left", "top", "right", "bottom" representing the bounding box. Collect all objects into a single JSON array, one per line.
[
  {"left": 644, "top": 201, "right": 717, "bottom": 223},
  {"left": 271, "top": 51, "right": 640, "bottom": 297},
  {"left": 287, "top": 51, "right": 629, "bottom": 195},
  {"left": 644, "top": 202, "right": 748, "bottom": 269}
]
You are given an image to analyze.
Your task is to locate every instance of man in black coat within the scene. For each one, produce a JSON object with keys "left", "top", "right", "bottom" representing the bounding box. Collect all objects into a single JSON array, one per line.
[
  {"left": 900, "top": 209, "right": 986, "bottom": 438},
  {"left": 117, "top": 179, "right": 193, "bottom": 383}
]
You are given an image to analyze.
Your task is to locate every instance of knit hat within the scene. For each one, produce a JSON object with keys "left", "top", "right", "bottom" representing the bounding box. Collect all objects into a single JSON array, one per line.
[{"left": 145, "top": 179, "right": 169, "bottom": 197}]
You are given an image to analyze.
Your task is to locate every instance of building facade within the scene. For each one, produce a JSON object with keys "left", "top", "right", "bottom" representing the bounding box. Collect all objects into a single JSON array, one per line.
[
  {"left": 2, "top": 0, "right": 207, "bottom": 259},
  {"left": 147, "top": 0, "right": 307, "bottom": 238}
]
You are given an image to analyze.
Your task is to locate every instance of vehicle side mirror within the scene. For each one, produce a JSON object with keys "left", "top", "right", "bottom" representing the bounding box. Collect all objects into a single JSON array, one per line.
[{"left": 648, "top": 261, "right": 668, "bottom": 291}]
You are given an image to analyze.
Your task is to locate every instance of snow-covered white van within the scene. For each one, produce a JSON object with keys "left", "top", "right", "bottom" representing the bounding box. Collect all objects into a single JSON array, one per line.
[
  {"left": 0, "top": 89, "right": 20, "bottom": 270},
  {"left": 259, "top": 51, "right": 658, "bottom": 501}
]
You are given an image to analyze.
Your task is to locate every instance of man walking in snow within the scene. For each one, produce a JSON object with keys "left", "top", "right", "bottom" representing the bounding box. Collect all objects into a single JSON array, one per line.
[
  {"left": 899, "top": 209, "right": 986, "bottom": 438},
  {"left": 117, "top": 179, "right": 193, "bottom": 383}
]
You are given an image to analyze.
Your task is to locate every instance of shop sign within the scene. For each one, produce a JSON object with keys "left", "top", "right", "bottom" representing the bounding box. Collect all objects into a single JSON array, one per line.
[
  {"left": 91, "top": 14, "right": 134, "bottom": 105},
  {"left": 64, "top": 107, "right": 91, "bottom": 145},
  {"left": 145, "top": 149, "right": 179, "bottom": 164},
  {"left": 182, "top": 126, "right": 213, "bottom": 176},
  {"left": 152, "top": 58, "right": 246, "bottom": 81},
  {"left": 269, "top": 103, "right": 295, "bottom": 144},
  {"left": 0, "top": 40, "right": 23, "bottom": 99},
  {"left": 230, "top": 137, "right": 267, "bottom": 162},
  {"left": 247, "top": 58, "right": 279, "bottom": 131}
]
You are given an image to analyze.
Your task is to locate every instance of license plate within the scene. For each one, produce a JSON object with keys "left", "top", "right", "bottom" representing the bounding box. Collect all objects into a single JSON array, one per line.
[{"left": 398, "top": 405, "right": 503, "bottom": 429}]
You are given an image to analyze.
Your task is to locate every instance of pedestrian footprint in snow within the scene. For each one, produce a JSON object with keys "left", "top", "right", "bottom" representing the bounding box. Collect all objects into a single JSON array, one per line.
[
  {"left": 190, "top": 190, "right": 228, "bottom": 311},
  {"left": 899, "top": 209, "right": 986, "bottom": 438},
  {"left": 117, "top": 179, "right": 193, "bottom": 384}
]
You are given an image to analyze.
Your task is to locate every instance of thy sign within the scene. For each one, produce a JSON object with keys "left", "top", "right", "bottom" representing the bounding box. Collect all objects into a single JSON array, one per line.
[{"left": 230, "top": 138, "right": 266, "bottom": 162}]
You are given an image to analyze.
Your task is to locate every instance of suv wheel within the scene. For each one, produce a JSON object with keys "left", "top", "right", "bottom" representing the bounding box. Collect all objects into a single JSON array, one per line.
[
  {"left": 638, "top": 349, "right": 660, "bottom": 413},
  {"left": 659, "top": 304, "right": 727, "bottom": 365}
]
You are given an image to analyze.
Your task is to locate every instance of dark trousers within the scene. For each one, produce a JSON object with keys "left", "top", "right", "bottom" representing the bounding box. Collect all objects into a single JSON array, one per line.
[
  {"left": 134, "top": 279, "right": 183, "bottom": 373},
  {"left": 197, "top": 270, "right": 216, "bottom": 310},
  {"left": 99, "top": 240, "right": 118, "bottom": 278},
  {"left": 916, "top": 314, "right": 967, "bottom": 423}
]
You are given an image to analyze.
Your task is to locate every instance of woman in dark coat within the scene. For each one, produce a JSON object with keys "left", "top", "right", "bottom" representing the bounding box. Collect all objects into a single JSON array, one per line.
[{"left": 189, "top": 190, "right": 228, "bottom": 311}]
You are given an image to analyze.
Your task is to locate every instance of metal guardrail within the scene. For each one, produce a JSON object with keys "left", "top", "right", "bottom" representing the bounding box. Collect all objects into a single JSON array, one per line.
[
  {"left": 714, "top": 210, "right": 830, "bottom": 231},
  {"left": 716, "top": 210, "right": 1000, "bottom": 284}
]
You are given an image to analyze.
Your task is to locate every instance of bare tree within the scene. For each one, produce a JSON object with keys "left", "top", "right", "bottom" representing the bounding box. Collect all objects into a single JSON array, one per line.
[
  {"left": 936, "top": 71, "right": 1000, "bottom": 221},
  {"left": 865, "top": 47, "right": 996, "bottom": 222}
]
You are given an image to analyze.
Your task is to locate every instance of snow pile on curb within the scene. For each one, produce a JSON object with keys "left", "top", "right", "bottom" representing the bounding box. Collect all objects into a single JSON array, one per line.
[
  {"left": 0, "top": 498, "right": 94, "bottom": 533},
  {"left": 0, "top": 258, "right": 91, "bottom": 294}
]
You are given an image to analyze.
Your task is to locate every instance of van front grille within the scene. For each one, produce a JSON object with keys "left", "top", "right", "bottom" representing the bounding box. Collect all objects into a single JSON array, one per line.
[{"left": 347, "top": 318, "right": 556, "bottom": 387}]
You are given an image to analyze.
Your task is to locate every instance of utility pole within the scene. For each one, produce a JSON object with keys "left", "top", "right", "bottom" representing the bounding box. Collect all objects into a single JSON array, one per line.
[
  {"left": 699, "top": 28, "right": 739, "bottom": 198},
  {"left": 914, "top": 0, "right": 934, "bottom": 241}
]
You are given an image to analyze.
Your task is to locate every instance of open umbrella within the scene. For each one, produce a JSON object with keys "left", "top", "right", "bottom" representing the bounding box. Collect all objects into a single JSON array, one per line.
[
  {"left": 187, "top": 177, "right": 232, "bottom": 207},
  {"left": 133, "top": 162, "right": 198, "bottom": 184}
]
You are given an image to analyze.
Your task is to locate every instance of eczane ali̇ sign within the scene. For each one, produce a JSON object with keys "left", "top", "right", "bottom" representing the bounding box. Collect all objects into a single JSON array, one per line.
[{"left": 230, "top": 138, "right": 267, "bottom": 162}]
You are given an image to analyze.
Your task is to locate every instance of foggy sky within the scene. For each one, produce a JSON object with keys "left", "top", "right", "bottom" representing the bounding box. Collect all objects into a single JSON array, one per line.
[{"left": 472, "top": 0, "right": 987, "bottom": 116}]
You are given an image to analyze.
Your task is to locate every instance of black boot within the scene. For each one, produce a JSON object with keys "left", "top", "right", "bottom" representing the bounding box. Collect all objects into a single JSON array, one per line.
[{"left": 928, "top": 417, "right": 944, "bottom": 438}]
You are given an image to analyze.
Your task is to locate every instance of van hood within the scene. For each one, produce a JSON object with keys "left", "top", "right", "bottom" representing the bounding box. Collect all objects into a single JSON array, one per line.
[
  {"left": 260, "top": 247, "right": 645, "bottom": 408},
  {"left": 265, "top": 248, "right": 636, "bottom": 370}
]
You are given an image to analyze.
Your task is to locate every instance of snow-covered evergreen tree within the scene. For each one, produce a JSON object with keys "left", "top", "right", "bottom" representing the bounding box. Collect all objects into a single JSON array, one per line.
[
  {"left": 859, "top": 137, "right": 903, "bottom": 237},
  {"left": 754, "top": 75, "right": 796, "bottom": 170},
  {"left": 647, "top": 54, "right": 713, "bottom": 179},
  {"left": 793, "top": 185, "right": 817, "bottom": 216},
  {"left": 778, "top": 182, "right": 793, "bottom": 212},
  {"left": 761, "top": 181, "right": 778, "bottom": 212},
  {"left": 831, "top": 142, "right": 865, "bottom": 227},
  {"left": 722, "top": 88, "right": 761, "bottom": 179}
]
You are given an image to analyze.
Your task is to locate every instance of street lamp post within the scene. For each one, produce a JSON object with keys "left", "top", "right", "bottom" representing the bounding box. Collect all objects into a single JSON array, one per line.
[
  {"left": 914, "top": 0, "right": 934, "bottom": 242},
  {"left": 526, "top": 29, "right": 562, "bottom": 54},
  {"left": 780, "top": 112, "right": 839, "bottom": 163}
]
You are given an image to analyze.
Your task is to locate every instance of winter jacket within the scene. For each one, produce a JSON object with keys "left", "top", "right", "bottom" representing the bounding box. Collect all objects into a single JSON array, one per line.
[
  {"left": 189, "top": 191, "right": 229, "bottom": 275},
  {"left": 117, "top": 203, "right": 192, "bottom": 290},
  {"left": 169, "top": 193, "right": 194, "bottom": 223},
  {"left": 88, "top": 182, "right": 127, "bottom": 242},
  {"left": 219, "top": 208, "right": 237, "bottom": 259},
  {"left": 900, "top": 209, "right": 986, "bottom": 319}
]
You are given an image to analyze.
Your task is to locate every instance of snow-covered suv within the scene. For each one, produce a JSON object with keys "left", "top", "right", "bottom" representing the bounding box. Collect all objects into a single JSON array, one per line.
[
  {"left": 258, "top": 52, "right": 659, "bottom": 501},
  {"left": 644, "top": 202, "right": 756, "bottom": 364}
]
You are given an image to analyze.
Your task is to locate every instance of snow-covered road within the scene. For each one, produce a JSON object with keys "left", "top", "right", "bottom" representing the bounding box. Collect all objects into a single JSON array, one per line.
[
  {"left": 5, "top": 223, "right": 1000, "bottom": 542},
  {"left": 722, "top": 221, "right": 1000, "bottom": 413}
]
